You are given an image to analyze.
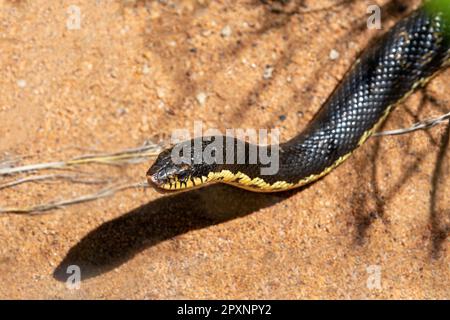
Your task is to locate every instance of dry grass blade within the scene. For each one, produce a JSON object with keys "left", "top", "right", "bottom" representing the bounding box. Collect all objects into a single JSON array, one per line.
[
  {"left": 0, "top": 181, "right": 149, "bottom": 215},
  {"left": 374, "top": 111, "right": 450, "bottom": 137},
  {"left": 0, "top": 143, "right": 162, "bottom": 176},
  {"left": 0, "top": 174, "right": 112, "bottom": 191}
]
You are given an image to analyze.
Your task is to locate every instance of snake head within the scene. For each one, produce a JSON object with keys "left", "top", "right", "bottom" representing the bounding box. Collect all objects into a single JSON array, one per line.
[{"left": 147, "top": 138, "right": 219, "bottom": 191}]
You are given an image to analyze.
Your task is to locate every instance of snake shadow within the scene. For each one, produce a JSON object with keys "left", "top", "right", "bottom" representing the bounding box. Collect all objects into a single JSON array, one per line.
[{"left": 53, "top": 184, "right": 301, "bottom": 281}]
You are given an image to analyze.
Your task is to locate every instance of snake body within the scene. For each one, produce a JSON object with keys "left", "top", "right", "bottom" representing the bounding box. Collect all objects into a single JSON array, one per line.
[{"left": 147, "top": 2, "right": 450, "bottom": 192}]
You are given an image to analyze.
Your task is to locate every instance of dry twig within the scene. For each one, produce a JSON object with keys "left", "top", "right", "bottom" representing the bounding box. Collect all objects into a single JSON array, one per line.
[
  {"left": 374, "top": 111, "right": 450, "bottom": 137},
  {"left": 0, "top": 181, "right": 149, "bottom": 215},
  {"left": 0, "top": 174, "right": 112, "bottom": 191},
  {"left": 0, "top": 143, "right": 162, "bottom": 176}
]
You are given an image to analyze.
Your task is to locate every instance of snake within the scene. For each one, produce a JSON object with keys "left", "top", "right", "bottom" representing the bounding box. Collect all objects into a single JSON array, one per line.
[{"left": 147, "top": 0, "right": 450, "bottom": 193}]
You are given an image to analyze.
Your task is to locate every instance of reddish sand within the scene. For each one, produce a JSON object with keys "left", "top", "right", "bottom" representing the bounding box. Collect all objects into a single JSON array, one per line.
[{"left": 0, "top": 0, "right": 448, "bottom": 299}]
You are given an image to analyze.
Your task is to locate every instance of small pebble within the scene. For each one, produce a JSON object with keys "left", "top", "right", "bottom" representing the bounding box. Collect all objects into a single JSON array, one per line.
[
  {"left": 263, "top": 65, "right": 274, "bottom": 79},
  {"left": 120, "top": 26, "right": 130, "bottom": 35},
  {"left": 156, "top": 87, "right": 166, "bottom": 99},
  {"left": 17, "top": 79, "right": 27, "bottom": 88},
  {"left": 279, "top": 114, "right": 287, "bottom": 121},
  {"left": 141, "top": 115, "right": 149, "bottom": 131},
  {"left": 142, "top": 64, "right": 151, "bottom": 74},
  {"left": 329, "top": 49, "right": 340, "bottom": 60},
  {"left": 202, "top": 29, "right": 212, "bottom": 37},
  {"left": 196, "top": 92, "right": 207, "bottom": 106},
  {"left": 116, "top": 107, "right": 127, "bottom": 116},
  {"left": 220, "top": 25, "right": 232, "bottom": 37}
]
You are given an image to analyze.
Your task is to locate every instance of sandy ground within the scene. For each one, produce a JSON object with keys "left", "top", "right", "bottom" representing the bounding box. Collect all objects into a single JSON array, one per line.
[{"left": 0, "top": 0, "right": 448, "bottom": 299}]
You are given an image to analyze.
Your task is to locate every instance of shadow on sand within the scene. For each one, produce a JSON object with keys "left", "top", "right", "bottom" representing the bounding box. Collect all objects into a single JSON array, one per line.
[{"left": 53, "top": 184, "right": 301, "bottom": 281}]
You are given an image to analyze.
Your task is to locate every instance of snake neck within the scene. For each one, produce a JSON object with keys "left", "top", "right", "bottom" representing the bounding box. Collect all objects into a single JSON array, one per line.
[{"left": 209, "top": 6, "right": 450, "bottom": 191}]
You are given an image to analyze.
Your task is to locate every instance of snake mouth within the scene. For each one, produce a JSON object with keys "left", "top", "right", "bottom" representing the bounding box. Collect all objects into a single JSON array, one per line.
[
  {"left": 146, "top": 166, "right": 189, "bottom": 191},
  {"left": 146, "top": 172, "right": 176, "bottom": 194},
  {"left": 145, "top": 164, "right": 167, "bottom": 189},
  {"left": 146, "top": 171, "right": 163, "bottom": 188},
  {"left": 146, "top": 163, "right": 210, "bottom": 192}
]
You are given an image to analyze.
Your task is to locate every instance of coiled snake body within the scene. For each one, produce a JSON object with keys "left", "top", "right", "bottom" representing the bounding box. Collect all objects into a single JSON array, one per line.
[{"left": 147, "top": 1, "right": 450, "bottom": 192}]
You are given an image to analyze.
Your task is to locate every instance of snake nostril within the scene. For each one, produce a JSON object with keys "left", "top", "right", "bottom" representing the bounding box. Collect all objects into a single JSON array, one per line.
[{"left": 147, "top": 173, "right": 159, "bottom": 187}]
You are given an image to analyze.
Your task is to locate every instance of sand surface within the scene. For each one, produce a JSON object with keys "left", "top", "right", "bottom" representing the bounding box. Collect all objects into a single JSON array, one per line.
[{"left": 0, "top": 0, "right": 448, "bottom": 299}]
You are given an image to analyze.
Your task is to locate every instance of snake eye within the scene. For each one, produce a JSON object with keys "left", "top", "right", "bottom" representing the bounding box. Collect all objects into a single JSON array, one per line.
[{"left": 180, "top": 163, "right": 190, "bottom": 170}]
